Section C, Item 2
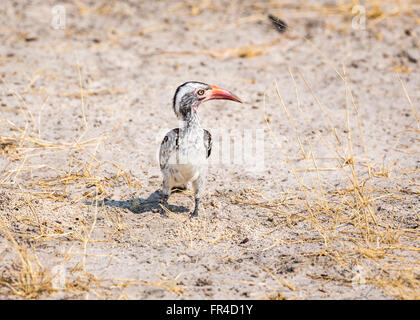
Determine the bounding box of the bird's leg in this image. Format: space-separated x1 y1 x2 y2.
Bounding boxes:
190 197 199 218
159 193 169 217
190 178 203 218
159 190 169 217
158 177 172 217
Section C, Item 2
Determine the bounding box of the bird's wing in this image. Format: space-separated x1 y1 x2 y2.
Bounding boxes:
203 129 212 158
159 128 180 170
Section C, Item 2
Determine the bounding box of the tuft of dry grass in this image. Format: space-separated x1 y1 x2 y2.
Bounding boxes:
0 225 54 299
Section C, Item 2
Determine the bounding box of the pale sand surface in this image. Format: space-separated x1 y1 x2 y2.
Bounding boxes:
0 1 419 299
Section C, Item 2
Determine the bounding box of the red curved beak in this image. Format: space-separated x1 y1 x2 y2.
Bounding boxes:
206 85 242 103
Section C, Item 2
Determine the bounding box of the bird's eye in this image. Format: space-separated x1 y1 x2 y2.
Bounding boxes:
197 89 205 96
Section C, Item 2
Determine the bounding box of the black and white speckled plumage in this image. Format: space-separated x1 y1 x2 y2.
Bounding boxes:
159 81 239 218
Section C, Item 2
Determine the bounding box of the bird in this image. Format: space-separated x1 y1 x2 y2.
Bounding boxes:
159 81 242 218
268 14 287 34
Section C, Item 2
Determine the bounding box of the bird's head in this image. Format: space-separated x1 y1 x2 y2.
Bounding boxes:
173 81 242 121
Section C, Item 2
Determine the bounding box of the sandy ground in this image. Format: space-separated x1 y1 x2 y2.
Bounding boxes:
0 1 419 299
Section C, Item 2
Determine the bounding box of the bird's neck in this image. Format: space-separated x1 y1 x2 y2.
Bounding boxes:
183 112 201 130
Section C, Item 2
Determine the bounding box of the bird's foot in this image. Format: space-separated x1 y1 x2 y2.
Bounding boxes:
189 197 199 218
159 205 169 218
189 209 198 219
159 193 169 217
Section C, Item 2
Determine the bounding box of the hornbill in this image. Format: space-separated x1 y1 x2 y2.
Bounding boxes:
159 81 241 218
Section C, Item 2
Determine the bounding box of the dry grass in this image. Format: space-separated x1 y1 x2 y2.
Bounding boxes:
0 227 54 299
239 62 419 299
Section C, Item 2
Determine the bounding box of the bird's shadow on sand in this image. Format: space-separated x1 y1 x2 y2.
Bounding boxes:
87 190 189 215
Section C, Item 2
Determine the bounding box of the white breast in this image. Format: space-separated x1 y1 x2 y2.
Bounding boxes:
166 126 207 186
